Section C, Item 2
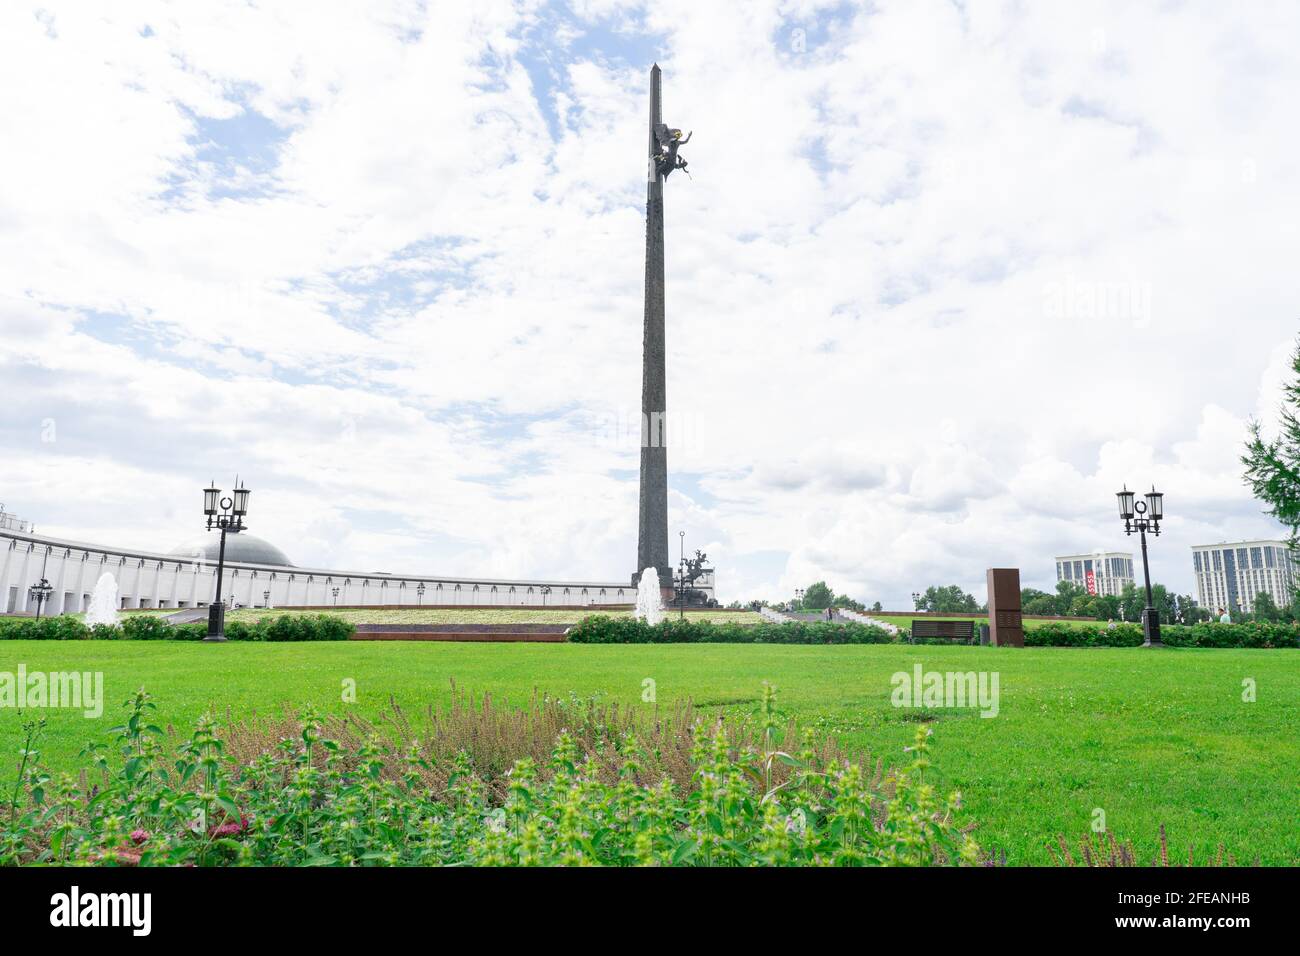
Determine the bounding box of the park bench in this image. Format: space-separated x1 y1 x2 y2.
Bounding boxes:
909 619 976 645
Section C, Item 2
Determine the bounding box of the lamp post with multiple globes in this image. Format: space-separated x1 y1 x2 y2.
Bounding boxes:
28 548 53 619
202 479 250 643
1116 484 1165 648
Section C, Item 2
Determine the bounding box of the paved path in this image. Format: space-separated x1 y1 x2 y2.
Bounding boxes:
162 607 208 625
835 608 901 635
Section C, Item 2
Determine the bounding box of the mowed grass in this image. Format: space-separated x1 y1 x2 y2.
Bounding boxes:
0 641 1294 865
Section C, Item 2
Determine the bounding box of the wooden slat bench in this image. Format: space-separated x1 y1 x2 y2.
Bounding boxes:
909 620 976 645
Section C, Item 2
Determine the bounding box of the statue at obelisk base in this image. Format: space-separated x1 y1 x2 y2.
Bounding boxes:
634 62 691 599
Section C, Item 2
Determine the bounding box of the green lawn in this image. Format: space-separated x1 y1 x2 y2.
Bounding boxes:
0 641 1294 865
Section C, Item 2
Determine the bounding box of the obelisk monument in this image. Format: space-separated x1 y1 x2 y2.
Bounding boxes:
635 64 690 589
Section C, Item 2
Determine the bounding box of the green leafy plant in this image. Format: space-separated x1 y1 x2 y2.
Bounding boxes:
0 613 353 642
1024 620 1298 649
0 687 984 867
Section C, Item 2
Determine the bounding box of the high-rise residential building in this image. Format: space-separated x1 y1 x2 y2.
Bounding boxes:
1192 540 1295 615
1055 551 1135 598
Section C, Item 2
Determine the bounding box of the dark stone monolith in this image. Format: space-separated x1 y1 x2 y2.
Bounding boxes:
636 64 671 586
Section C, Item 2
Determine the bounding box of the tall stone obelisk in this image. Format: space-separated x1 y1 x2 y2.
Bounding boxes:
635 64 688 588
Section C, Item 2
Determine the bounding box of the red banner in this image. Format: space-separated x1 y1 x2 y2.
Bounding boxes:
1085 569 1097 596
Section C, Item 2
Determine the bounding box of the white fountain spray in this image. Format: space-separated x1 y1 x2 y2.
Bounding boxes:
85 573 120 627
635 568 664 625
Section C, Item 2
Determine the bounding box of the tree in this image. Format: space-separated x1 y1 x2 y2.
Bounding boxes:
1243 337 1300 599
1111 582 1187 623
802 581 833 610
1024 593 1058 616
870 601 883 613
1251 591 1280 622
1021 587 1051 604
1090 594 1121 622
1054 580 1087 615
1068 594 1095 618
831 593 865 612
1174 594 1209 624
915 585 980 614
1152 584 1178 625
1118 582 1144 623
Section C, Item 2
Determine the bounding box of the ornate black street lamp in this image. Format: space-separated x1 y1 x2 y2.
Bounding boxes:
912 591 922 611
539 585 551 607
28 548 53 619
417 582 426 607
331 587 340 606
1116 484 1164 647
202 479 250 643
263 589 271 609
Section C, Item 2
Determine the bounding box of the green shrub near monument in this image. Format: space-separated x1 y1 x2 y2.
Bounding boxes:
0 613 353 642
2 612 1294 648
1025 620 1300 649
568 616 894 644
570 615 1299 648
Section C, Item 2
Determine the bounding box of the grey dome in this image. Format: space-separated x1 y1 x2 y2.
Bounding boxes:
169 531 295 567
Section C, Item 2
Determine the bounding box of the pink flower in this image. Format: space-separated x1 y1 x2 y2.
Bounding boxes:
209 814 252 838
130 829 150 845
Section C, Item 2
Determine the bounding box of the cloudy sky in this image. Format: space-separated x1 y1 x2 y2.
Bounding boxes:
1 0 1297 606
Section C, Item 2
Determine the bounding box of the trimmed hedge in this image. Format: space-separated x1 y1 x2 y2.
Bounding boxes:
3 613 1290 649
0 613 353 642
1025 620 1300 649
1024 622 1144 647
571 617 1297 648
567 615 895 644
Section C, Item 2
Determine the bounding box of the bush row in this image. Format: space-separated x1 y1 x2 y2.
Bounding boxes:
0 613 354 642
571 616 1300 648
567 616 895 644
1025 620 1300 649
3 613 1290 649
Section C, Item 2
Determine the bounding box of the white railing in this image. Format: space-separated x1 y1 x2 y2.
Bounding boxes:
0 509 29 533
836 608 901 635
